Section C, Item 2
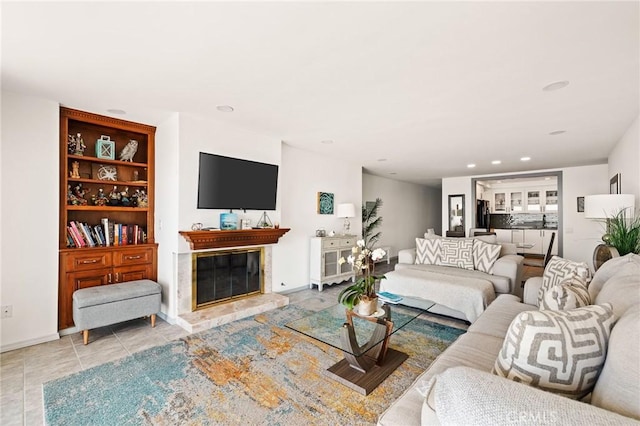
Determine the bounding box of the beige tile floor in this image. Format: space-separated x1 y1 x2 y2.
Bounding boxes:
0 258 517 425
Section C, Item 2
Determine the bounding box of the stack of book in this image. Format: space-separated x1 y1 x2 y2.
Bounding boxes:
66 219 147 248
377 291 403 304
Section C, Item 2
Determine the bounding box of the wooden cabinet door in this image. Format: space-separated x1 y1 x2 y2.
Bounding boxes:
59 268 111 329
113 263 153 283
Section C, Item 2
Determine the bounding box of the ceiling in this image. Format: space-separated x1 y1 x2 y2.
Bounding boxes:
2 2 638 186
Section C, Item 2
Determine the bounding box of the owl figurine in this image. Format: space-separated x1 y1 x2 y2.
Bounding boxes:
119 139 139 162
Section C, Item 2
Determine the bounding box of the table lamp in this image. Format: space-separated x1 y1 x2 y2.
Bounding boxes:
336 203 356 234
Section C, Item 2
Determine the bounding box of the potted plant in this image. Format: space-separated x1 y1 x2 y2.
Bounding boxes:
337 240 387 315
606 208 640 256
338 199 386 315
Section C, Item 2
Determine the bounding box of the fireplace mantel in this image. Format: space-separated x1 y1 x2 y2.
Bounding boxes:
179 228 290 250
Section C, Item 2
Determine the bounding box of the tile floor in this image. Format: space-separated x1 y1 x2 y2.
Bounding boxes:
1 259 541 425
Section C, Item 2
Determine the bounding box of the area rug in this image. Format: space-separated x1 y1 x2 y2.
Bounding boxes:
44 305 465 425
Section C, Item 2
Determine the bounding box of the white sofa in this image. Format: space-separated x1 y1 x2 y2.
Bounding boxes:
380 240 523 323
378 254 640 425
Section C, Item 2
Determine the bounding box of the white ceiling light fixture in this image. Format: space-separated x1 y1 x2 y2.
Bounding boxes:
520 157 531 162
106 109 126 115
542 80 570 91
389 172 397 175
549 130 567 135
467 164 476 168
320 140 334 145
377 158 387 162
216 105 234 112
491 160 501 165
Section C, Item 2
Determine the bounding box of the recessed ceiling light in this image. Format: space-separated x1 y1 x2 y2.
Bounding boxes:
320 140 333 144
216 105 234 112
549 130 566 135
542 81 569 91
106 108 126 115
377 158 387 162
389 172 397 175
545 177 551 180
491 160 501 165
467 164 476 168
520 157 531 162
497 180 502 184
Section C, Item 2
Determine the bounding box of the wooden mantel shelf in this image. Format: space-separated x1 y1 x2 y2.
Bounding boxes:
179 228 290 250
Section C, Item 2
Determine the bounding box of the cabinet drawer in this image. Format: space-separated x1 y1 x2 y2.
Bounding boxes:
340 238 355 247
68 268 111 289
65 252 112 271
113 248 154 266
322 239 340 249
114 264 153 283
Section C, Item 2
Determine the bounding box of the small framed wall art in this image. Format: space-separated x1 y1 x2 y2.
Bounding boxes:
96 135 115 160
577 196 585 213
610 173 621 194
317 192 334 214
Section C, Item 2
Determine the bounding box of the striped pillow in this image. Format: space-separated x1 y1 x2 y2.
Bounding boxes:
493 304 615 399
538 256 591 306
540 274 591 311
472 239 502 274
440 238 474 270
415 238 442 265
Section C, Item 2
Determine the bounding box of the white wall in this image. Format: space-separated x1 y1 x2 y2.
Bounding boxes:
154 113 180 318
608 115 640 206
441 164 608 267
362 173 441 256
1 91 60 351
277 143 362 292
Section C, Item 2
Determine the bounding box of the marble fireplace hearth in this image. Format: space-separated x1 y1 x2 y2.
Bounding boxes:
175 245 289 334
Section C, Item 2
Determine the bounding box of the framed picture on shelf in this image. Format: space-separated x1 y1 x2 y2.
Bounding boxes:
610 173 620 194
92 164 118 181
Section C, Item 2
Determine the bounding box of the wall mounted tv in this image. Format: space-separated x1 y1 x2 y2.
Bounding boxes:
197 152 279 210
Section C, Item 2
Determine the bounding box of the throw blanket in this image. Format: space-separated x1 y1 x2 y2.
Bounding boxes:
380 268 495 322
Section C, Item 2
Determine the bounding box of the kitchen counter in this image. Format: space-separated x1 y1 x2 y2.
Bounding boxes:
492 226 557 230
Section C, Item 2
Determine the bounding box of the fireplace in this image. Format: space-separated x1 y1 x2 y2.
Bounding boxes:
192 248 263 310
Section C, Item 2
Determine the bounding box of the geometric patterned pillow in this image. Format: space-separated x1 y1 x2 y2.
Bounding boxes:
440 238 474 270
538 256 591 306
540 274 591 311
493 303 615 399
415 238 442 265
472 239 502 274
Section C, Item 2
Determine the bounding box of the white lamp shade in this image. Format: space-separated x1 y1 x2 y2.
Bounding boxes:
584 194 635 219
336 203 356 218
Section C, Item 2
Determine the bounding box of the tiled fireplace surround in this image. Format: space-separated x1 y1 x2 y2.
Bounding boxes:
174 245 289 333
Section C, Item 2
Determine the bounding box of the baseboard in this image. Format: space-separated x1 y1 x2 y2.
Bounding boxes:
156 311 176 325
1 332 60 353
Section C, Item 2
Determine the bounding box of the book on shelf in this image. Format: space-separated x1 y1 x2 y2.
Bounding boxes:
68 222 86 247
66 220 147 248
101 218 110 247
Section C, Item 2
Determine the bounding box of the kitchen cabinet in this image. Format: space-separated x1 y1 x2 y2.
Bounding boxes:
544 190 558 211
494 229 512 244
509 191 524 212
511 229 524 245
309 236 356 291
523 230 558 256
493 192 507 212
490 191 524 213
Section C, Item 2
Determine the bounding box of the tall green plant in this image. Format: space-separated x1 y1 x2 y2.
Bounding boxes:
606 209 640 256
362 198 383 249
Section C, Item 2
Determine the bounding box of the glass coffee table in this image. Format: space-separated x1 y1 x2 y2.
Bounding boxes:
286 301 435 395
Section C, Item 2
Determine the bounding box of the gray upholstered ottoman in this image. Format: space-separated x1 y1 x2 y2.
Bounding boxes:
73 279 161 344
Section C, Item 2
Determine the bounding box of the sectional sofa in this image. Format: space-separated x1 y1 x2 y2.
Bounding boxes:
378 253 640 425
380 235 523 322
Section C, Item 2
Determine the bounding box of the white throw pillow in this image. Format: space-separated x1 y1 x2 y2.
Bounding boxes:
493 304 615 399
415 238 442 265
537 256 591 306
440 238 474 270
472 239 502 274
540 274 590 311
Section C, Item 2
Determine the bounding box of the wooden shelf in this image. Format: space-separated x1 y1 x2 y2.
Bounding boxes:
68 154 148 168
66 205 149 212
60 242 158 254
68 177 148 187
179 228 291 250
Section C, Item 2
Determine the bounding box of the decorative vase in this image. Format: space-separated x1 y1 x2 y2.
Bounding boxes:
357 295 379 316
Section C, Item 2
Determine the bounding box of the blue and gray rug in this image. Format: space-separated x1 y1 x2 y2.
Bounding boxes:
44 305 465 425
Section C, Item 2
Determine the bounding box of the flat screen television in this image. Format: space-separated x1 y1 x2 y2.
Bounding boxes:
197 152 278 210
